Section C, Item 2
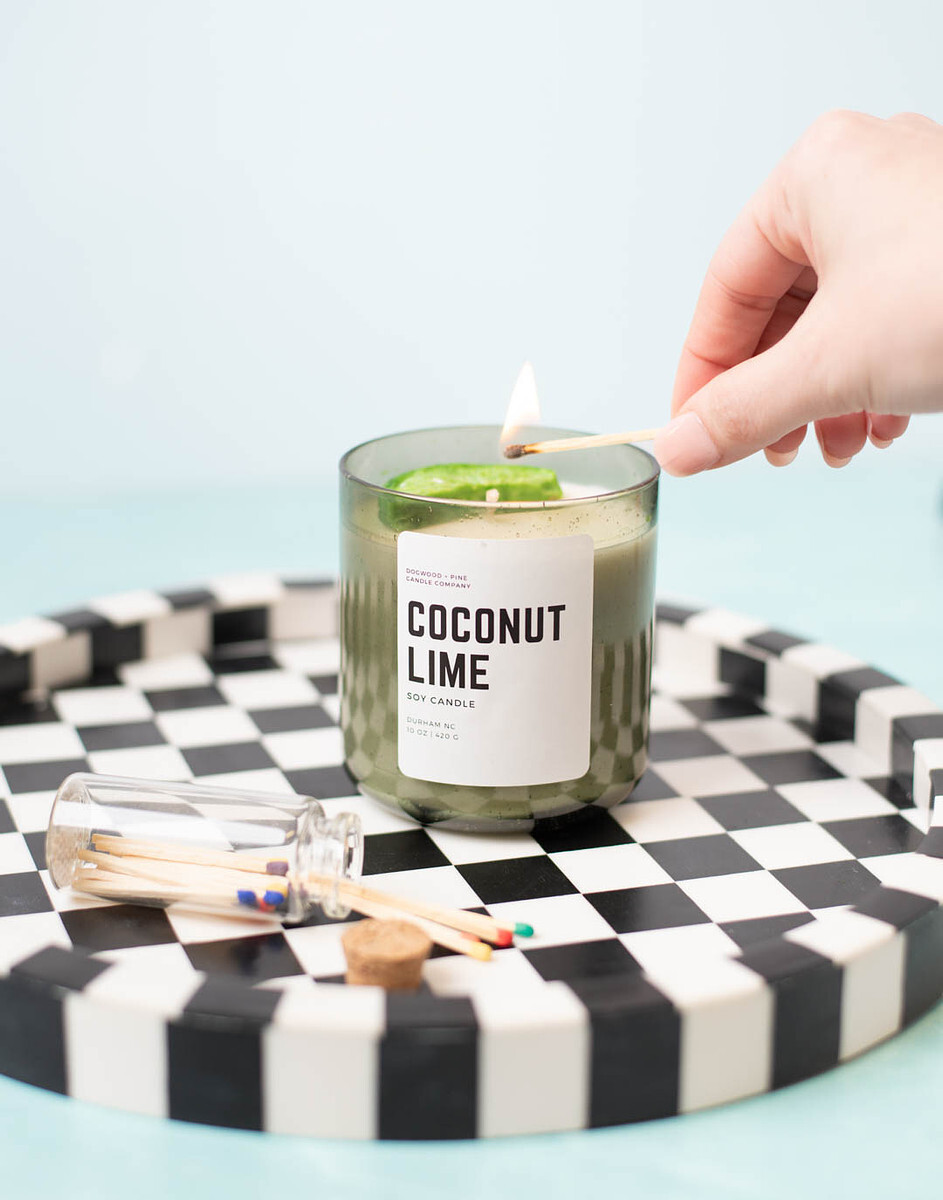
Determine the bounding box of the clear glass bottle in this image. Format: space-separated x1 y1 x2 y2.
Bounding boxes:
46 773 363 921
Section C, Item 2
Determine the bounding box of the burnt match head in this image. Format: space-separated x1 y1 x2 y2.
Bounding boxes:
503 443 526 459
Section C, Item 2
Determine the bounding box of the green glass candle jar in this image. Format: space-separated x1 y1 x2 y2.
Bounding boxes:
339 425 658 832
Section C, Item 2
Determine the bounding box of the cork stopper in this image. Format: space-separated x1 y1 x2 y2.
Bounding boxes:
342 919 432 991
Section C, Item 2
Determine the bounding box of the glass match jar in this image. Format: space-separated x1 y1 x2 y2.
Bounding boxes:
339 425 659 831
45 773 364 921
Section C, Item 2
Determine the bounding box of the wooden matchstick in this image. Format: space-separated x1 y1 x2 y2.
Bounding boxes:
91 834 525 946
78 850 289 897
346 893 492 961
503 427 662 459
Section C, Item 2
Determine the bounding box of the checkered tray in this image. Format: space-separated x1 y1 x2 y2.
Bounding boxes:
0 574 941 1140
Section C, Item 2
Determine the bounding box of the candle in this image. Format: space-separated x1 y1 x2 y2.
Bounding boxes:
339 425 658 831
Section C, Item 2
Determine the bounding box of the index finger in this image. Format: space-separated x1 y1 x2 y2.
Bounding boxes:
673 185 812 413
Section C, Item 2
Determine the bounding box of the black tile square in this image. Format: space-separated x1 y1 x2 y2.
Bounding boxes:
648 729 726 762
719 648 765 696
3 758 89 794
184 976 283 1023
854 886 937 930
207 652 279 675
284 765 359 799
24 831 46 870
213 607 269 646
822 815 925 858
698 789 806 831
0 699 58 726
741 750 841 787
656 603 699 625
458 856 577 904
47 608 108 634
621 769 678 804
0 872 54 917
249 704 333 735
60 904 177 952
680 695 766 721
772 860 880 909
818 667 900 739
745 630 806 656
533 813 632 853
922 827 943 860
145 685 226 712
76 720 166 752
363 830 450 874
720 912 815 949
863 776 914 810
524 939 641 983
91 623 143 669
182 741 276 776
161 588 215 610
587 883 711 933
310 673 338 695
644 834 761 881
13 945 108 990
185 933 304 983
0 800 14 835
0 650 30 695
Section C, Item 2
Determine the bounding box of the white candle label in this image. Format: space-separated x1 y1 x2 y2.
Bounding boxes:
397 531 593 787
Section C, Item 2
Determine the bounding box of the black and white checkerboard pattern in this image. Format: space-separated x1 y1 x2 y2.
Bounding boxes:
0 577 941 1139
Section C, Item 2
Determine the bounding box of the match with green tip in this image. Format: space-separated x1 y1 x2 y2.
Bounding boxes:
514 922 534 937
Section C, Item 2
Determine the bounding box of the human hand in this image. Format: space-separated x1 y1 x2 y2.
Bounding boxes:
654 110 943 476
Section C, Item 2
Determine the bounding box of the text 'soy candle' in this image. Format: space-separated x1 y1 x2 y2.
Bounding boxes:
339 425 658 831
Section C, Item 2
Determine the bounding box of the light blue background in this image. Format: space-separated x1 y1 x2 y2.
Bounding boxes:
1 3 942 1198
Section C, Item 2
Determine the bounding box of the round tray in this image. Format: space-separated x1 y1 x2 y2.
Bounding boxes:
0 575 941 1140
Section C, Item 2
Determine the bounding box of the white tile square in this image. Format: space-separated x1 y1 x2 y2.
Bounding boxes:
283 923 348 977
54 686 154 726
551 843 672 893
270 589 338 642
193 767 294 794
679 871 807 923
86 744 191 780
813 740 885 780
32 633 92 692
143 609 211 662
654 755 767 798
90 590 170 626
0 911 71 972
208 571 284 608
856 852 943 901
686 608 768 647
324 794 417 835
620 922 740 972
166 907 282 944
649 696 699 731
730 822 854 870
262 727 345 770
425 946 544 997
8 791 57 833
120 654 215 690
777 777 897 822
486 894 618 948
702 716 812 757
359 865 481 911
425 828 545 865
0 832 38 874
272 639 341 678
93 942 195 977
612 797 725 843
155 706 260 748
216 670 319 711
0 723 85 764
0 616 67 653
320 695 341 723
653 625 718 687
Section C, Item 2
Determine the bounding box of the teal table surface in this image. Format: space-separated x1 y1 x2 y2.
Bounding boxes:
1 441 941 1200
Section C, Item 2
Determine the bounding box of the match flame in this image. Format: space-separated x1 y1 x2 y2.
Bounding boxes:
499 361 542 449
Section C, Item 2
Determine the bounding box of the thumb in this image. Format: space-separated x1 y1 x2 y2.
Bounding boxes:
654 323 833 476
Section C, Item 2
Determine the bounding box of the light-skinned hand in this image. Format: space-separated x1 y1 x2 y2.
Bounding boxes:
654 110 943 476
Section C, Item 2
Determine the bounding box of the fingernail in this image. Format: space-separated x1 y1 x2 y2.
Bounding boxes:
823 451 852 468
869 434 893 449
653 412 721 476
765 447 798 468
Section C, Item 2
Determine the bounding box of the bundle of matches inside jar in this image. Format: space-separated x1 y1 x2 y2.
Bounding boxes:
46 774 533 981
